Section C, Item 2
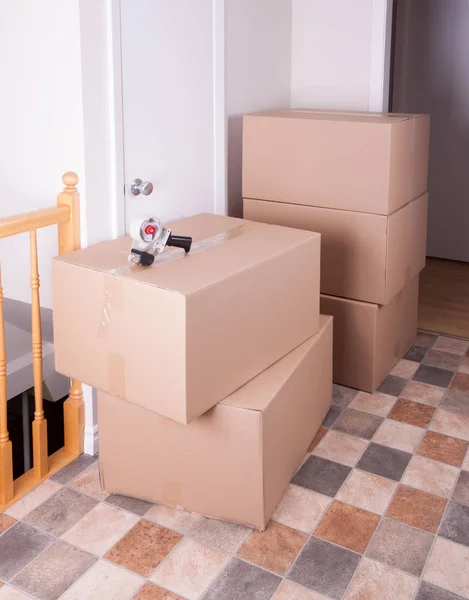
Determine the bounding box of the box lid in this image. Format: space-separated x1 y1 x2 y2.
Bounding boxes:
222 315 331 413
246 109 426 124
54 213 319 296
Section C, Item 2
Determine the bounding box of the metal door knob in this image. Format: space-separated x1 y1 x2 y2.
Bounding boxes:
131 178 153 196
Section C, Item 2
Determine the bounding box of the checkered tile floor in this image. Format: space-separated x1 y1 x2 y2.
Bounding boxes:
1 331 469 600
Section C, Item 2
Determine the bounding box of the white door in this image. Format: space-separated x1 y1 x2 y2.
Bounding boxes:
120 0 218 229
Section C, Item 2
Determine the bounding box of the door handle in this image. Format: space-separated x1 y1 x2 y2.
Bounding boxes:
130 179 153 196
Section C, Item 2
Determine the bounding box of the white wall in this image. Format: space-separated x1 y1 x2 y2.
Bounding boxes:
291 0 392 112
224 0 292 216
0 1 86 309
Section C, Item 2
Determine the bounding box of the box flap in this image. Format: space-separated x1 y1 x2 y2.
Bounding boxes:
54 213 319 296
222 315 330 413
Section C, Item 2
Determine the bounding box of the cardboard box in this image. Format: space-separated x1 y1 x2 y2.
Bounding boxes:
244 194 428 305
320 277 419 392
243 110 430 215
98 316 333 530
52 213 321 424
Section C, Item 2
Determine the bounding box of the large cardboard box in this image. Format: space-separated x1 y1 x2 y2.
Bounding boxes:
320 277 419 392
98 316 333 530
53 213 321 424
244 194 428 305
243 110 430 215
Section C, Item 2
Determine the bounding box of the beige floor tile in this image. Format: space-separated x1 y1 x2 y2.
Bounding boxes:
273 485 331 533
0 587 33 599
400 381 445 407
60 560 143 600
151 538 228 600
5 480 61 520
312 430 368 467
146 505 201 535
272 579 326 599
62 502 139 556
373 419 425 453
433 336 469 355
67 462 108 501
348 392 396 417
401 455 459 498
430 409 469 442
463 451 469 471
189 517 252 553
424 537 469 597
458 357 469 374
344 558 418 600
391 360 419 379
336 469 397 515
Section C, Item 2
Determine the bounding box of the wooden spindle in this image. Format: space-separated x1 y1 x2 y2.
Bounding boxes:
58 172 84 456
30 229 48 478
0 267 14 504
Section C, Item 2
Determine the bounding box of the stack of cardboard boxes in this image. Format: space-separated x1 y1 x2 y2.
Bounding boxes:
52 212 332 529
243 109 430 392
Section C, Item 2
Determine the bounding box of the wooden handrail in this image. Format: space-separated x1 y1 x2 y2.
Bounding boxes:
0 206 71 239
0 171 84 509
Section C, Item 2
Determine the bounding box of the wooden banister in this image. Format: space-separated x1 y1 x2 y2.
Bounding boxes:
30 229 48 478
58 172 85 456
0 206 71 239
0 171 84 511
0 267 14 504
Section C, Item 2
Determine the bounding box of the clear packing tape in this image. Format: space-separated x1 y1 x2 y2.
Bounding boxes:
97 223 252 399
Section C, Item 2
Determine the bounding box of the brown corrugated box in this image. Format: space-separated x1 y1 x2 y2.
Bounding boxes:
243 109 430 215
52 213 321 424
244 193 428 304
98 316 333 530
320 277 419 392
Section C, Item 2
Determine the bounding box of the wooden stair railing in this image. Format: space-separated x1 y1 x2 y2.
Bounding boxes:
0 172 84 509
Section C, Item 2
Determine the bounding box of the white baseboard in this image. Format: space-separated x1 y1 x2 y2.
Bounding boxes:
84 424 99 456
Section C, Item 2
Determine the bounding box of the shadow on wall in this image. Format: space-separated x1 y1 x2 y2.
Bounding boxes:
227 115 244 218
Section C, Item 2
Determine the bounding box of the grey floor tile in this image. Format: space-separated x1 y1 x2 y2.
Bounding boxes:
441 390 469 416
288 536 360 600
423 350 462 372
105 494 154 516
291 455 351 497
322 405 343 428
405 345 429 362
11 539 96 600
415 581 466 600
0 523 53 581
453 471 469 506
414 365 454 388
415 332 439 349
439 501 469 547
357 442 412 481
366 517 434 576
378 375 409 397
332 384 358 408
332 408 383 439
203 557 281 600
23 487 98 537
50 454 97 484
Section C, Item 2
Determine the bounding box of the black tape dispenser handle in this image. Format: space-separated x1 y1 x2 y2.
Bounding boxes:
167 234 192 253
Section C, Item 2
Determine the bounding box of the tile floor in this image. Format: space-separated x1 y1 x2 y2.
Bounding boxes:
1 331 469 600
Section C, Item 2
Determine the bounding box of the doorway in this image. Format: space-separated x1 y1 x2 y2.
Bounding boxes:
390 0 469 337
